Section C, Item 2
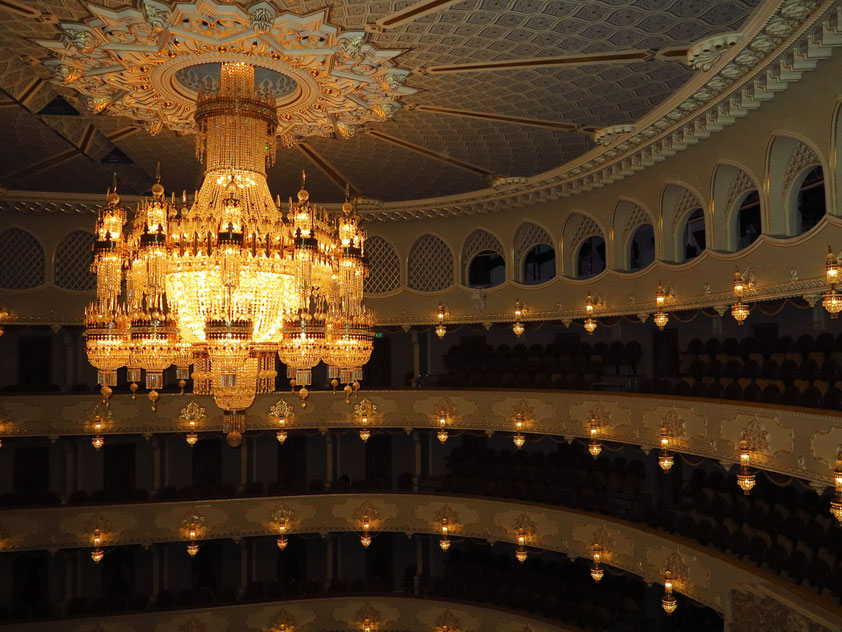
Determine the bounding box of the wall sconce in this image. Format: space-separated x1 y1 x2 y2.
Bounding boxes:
362 618 374 632
513 411 526 449
186 521 200 556
439 518 451 551
588 415 601 458
186 431 198 446
830 450 842 523
584 294 597 335
435 303 447 339
661 571 677 614
91 417 104 450
515 528 528 563
590 543 604 582
360 514 372 548
658 425 674 472
437 413 448 444
823 247 842 318
277 518 288 550
91 528 104 563
736 436 756 495
359 425 371 443
513 299 525 337
653 282 669 330
731 271 750 325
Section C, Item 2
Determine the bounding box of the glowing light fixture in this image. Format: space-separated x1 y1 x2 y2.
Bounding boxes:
515 528 527 563
513 299 525 337
588 415 602 458
661 571 677 614
591 544 604 582
435 303 447 339
831 451 842 523
736 436 756 495
653 282 669 330
84 63 374 433
731 271 749 325
824 247 842 318
658 425 674 472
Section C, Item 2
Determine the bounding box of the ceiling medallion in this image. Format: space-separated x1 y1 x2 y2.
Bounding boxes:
36 1 415 142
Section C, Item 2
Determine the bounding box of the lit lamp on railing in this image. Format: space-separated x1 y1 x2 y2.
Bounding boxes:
91 528 104 563
513 299 525 337
590 544 604 582
588 415 602 458
830 451 842 523
736 436 756 495
91 417 104 450
513 411 526 449
584 294 597 335
823 247 842 318
658 425 674 472
435 303 447 339
661 571 678 615
359 415 371 443
437 413 449 444
360 514 372 548
653 282 669 330
439 518 451 551
186 522 199 557
515 528 528 563
731 271 750 325
277 518 288 550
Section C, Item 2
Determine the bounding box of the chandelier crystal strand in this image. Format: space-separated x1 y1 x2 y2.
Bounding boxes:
85 181 130 392
85 61 374 435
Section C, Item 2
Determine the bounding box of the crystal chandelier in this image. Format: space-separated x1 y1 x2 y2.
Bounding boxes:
85 63 373 436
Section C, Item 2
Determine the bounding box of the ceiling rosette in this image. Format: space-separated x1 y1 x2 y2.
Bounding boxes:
35 0 415 143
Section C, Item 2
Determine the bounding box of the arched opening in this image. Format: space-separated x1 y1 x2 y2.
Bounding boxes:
682 209 705 261
629 224 655 270
467 250 505 288
522 244 555 284
576 236 606 279
737 191 761 250
796 166 826 234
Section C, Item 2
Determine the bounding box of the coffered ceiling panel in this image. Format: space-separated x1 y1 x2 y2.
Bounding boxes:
0 0 767 202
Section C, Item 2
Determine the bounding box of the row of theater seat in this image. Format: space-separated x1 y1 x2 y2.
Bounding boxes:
441 444 842 601
4 542 722 632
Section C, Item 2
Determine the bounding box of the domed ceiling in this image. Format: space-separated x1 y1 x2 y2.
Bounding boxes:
0 0 764 203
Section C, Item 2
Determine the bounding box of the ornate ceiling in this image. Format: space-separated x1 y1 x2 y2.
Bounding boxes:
0 0 767 202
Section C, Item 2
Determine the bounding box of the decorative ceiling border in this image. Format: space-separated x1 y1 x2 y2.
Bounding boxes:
0 1 836 221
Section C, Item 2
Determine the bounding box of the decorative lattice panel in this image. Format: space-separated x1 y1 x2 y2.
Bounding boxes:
54 230 95 291
675 187 703 220
407 234 454 292
514 222 553 264
622 205 652 243
462 229 504 265
569 215 603 252
784 142 821 190
364 235 400 294
726 169 756 208
0 227 44 289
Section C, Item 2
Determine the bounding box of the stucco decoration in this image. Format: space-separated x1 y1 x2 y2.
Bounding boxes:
783 142 821 191
729 585 837 632
36 2 414 142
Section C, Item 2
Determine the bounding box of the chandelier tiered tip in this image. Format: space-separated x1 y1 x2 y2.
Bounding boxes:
85 62 374 439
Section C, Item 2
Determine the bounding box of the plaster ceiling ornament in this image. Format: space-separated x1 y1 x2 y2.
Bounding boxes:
179 401 207 426
594 125 634 147
435 610 462 632
268 399 295 425
687 33 743 71
36 2 415 143
661 410 686 443
270 505 295 529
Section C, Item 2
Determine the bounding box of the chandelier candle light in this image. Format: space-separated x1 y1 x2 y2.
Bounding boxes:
823 246 842 318
736 436 756 495
731 271 750 325
584 294 597 335
85 63 374 441
830 451 842 523
653 282 669 330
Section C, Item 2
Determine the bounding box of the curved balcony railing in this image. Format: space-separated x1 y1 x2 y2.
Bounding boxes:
1 390 840 488
1 492 840 629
